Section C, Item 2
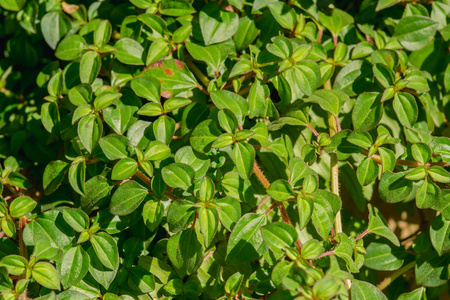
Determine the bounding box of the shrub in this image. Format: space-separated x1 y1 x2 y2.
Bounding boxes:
1 0 450 299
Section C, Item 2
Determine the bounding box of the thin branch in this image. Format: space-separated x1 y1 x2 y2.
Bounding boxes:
355 230 369 241
307 124 319 137
315 250 334 260
253 162 270 190
135 170 152 188
265 203 277 215
377 261 416 291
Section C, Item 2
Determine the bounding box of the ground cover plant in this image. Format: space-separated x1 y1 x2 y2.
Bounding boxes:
1 0 450 299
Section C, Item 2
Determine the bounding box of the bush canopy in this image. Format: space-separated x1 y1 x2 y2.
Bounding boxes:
1 0 450 299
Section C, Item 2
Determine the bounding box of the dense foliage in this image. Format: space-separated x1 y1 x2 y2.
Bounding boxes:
1 0 450 299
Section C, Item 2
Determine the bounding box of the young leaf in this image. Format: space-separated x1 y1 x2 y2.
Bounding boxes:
32 262 61 290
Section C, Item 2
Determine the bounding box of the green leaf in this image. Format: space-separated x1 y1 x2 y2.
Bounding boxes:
412 143 432 165
393 93 419 128
357 157 379 186
78 114 103 153
301 239 324 260
138 102 164 116
289 157 317 186
114 38 144 65
146 38 171 66
62 208 89 232
351 279 387 300
283 60 320 96
415 251 449 287
111 158 138 180
398 287 426 300
430 214 450 255
376 0 400 11
190 119 222 154
80 51 101 84
43 160 69 195
210 90 249 126
416 179 441 209
55 35 86 61
367 204 400 246
68 84 92 106
216 197 241 231
199 3 238 45
99 134 129 160
266 36 292 59
230 60 253 78
267 179 294 201
128 266 155 293
167 228 204 275
364 241 406 271
267 2 296 30
131 77 161 103
41 102 60 135
186 42 227 72
110 180 148 216
81 176 112 213
32 262 61 290
430 137 450 162
395 16 438 51
144 140 171 161
94 20 112 46
227 213 266 264
428 166 450 183
305 89 349 116
319 8 354 37
261 222 297 254
90 232 119 270
347 131 373 148
159 0 195 16
232 142 255 180
68 159 86 196
164 97 191 112
9 196 36 218
218 109 238 134
167 199 196 233
378 147 396 174
379 171 413 203
233 16 258 51
0 255 27 275
87 246 117 289
373 63 395 88
153 115 176 145
161 163 195 191
198 176 215 202
0 0 25 11
142 59 197 97
297 196 314 229
334 60 373 96
198 207 219 247
57 245 89 289
174 146 211 178
311 197 334 239
143 200 164 232
41 12 71 49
